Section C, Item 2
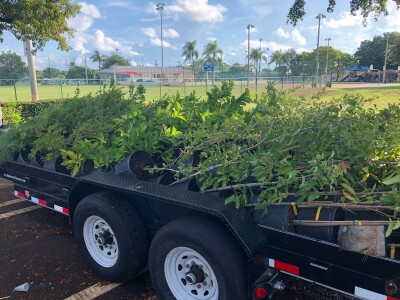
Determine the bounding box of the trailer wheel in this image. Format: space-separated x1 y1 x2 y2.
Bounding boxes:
149 216 247 300
73 192 148 282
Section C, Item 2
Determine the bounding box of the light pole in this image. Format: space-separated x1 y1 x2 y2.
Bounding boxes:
266 48 270 78
315 13 326 87
156 2 165 98
259 38 263 75
114 48 119 84
325 37 332 78
247 24 254 87
383 34 389 84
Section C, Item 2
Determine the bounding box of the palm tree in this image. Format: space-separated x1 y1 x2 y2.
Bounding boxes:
249 48 268 76
270 50 285 68
202 40 223 84
90 50 103 80
182 40 199 84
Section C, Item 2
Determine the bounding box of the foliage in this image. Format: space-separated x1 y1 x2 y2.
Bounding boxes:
66 66 96 79
355 32 400 70
389 34 400 65
39 67 65 79
0 51 27 84
2 101 22 124
101 54 130 69
287 0 395 26
182 40 199 81
0 0 80 51
155 84 400 215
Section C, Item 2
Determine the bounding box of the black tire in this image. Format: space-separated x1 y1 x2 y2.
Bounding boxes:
149 216 248 300
73 192 148 282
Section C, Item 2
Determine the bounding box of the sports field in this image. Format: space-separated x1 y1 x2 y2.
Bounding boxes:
1 81 400 109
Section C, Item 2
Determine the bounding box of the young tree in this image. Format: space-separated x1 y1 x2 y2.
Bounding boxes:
102 54 130 69
287 0 400 26
0 51 27 85
0 0 80 51
182 40 199 83
203 41 223 84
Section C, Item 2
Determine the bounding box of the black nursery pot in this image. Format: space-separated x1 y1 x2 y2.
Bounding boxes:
296 207 344 243
17 146 32 164
115 151 156 180
75 159 95 177
43 157 68 174
254 205 296 232
30 152 46 168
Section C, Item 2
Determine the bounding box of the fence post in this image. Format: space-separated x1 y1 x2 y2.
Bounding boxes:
13 80 18 101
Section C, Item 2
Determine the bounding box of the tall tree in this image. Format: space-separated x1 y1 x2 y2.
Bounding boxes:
66 66 96 79
0 0 80 51
182 40 199 83
355 32 399 70
102 54 130 69
42 67 63 79
0 51 27 85
90 50 104 79
203 41 223 84
287 0 400 26
249 48 268 75
388 34 400 65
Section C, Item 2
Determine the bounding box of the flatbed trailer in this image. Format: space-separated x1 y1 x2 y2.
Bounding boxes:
1 159 400 300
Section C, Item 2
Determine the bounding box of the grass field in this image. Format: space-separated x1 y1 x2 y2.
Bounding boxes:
1 81 400 109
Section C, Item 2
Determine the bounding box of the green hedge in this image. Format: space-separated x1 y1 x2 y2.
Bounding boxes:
2 99 65 124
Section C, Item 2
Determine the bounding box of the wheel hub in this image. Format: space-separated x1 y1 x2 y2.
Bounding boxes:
83 216 119 268
186 265 205 285
165 247 218 300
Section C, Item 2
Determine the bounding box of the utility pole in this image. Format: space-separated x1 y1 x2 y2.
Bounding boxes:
325 37 332 77
382 34 389 84
259 38 263 75
24 40 39 101
247 24 254 87
315 13 326 87
156 2 165 98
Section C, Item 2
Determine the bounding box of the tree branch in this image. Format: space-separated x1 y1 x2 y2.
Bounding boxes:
0 17 12 24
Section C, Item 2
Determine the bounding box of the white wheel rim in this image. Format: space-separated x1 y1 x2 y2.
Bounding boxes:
164 247 219 300
83 216 119 268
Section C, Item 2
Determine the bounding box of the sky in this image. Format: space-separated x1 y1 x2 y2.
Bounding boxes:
1 0 399 71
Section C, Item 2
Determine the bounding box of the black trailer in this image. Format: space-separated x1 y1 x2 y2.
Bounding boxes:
1 159 400 300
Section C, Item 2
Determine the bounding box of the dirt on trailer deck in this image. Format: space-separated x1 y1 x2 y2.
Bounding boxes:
0 178 354 300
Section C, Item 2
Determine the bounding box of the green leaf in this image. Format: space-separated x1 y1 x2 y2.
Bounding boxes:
386 218 394 237
341 183 356 196
382 175 400 186
393 220 400 231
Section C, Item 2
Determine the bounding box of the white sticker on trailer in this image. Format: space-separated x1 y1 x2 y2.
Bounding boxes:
354 287 387 300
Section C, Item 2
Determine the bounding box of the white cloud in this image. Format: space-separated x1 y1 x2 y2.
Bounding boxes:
323 11 366 29
142 27 158 38
291 29 306 46
274 27 306 46
166 0 227 23
207 37 217 41
163 29 180 38
274 27 290 39
241 40 291 52
150 38 175 49
130 59 138 66
296 47 310 54
384 1 400 32
67 2 140 56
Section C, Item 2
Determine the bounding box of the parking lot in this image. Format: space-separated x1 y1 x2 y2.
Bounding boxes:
0 179 353 300
0 179 156 300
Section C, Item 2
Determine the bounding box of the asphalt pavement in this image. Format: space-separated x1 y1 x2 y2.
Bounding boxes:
0 178 352 300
